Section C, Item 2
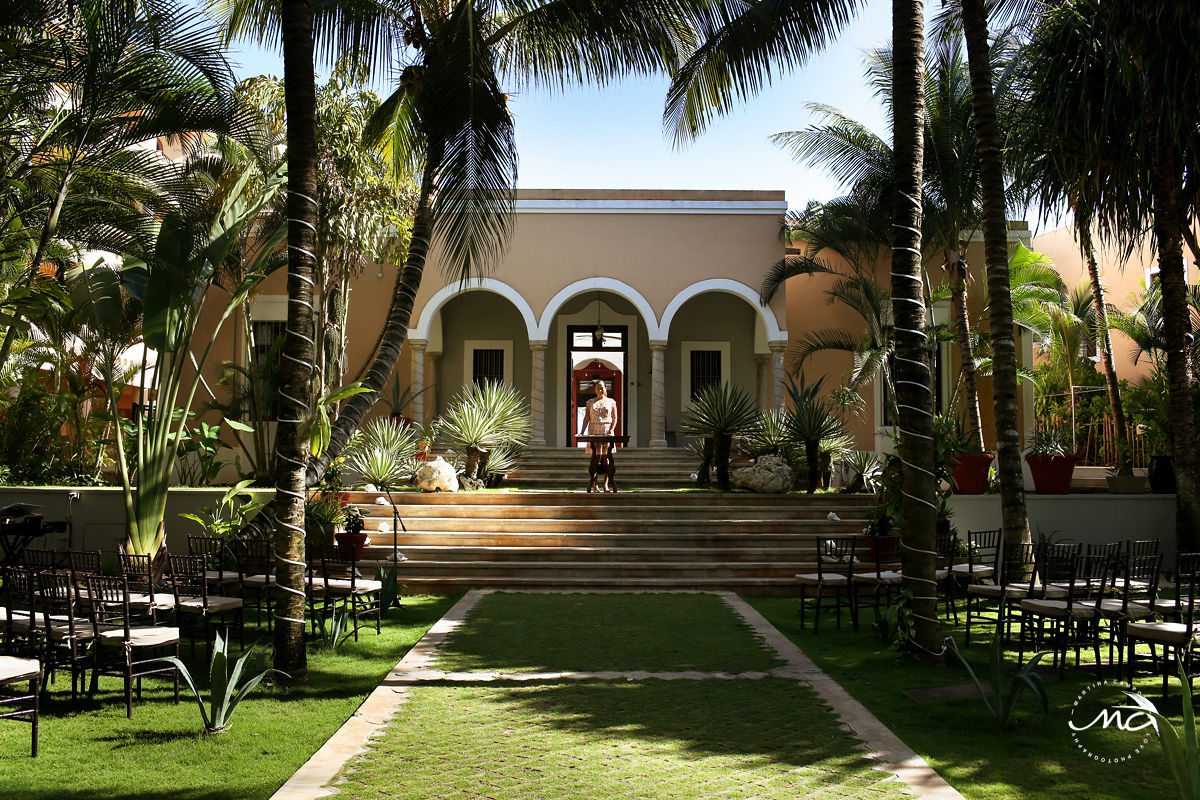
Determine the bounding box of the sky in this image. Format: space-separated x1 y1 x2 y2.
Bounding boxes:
222 2 906 214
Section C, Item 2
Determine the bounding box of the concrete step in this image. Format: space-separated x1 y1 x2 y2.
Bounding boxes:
363 519 865 536
359 504 868 521
386 575 805 597
363 530 854 549
388 559 812 580
345 490 876 508
380 545 821 563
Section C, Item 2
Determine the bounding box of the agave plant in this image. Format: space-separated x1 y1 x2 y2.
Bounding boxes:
441 380 532 481
345 416 419 490
840 450 882 493
680 383 759 491
482 442 523 487
785 374 848 494
743 409 793 458
155 631 286 734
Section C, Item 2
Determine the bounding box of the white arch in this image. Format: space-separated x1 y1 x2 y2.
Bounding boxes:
412 278 538 341
536 278 662 340
659 278 786 342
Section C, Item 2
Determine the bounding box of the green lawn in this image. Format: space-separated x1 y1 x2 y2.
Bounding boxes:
750 597 1179 800
436 592 785 673
0 595 457 800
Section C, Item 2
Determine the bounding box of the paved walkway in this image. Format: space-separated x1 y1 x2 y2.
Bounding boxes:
271 591 962 800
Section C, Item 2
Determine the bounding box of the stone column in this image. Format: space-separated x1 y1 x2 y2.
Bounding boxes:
754 353 769 411
769 342 787 410
649 340 668 447
409 339 426 424
529 341 548 446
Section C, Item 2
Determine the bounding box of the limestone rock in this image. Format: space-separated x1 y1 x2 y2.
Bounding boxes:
416 457 459 493
458 475 485 492
730 454 794 494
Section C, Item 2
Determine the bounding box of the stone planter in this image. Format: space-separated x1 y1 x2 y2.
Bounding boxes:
950 453 994 494
1106 474 1148 494
1025 454 1080 494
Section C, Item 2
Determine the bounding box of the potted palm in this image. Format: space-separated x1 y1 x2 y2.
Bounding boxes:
943 416 994 495
1025 428 1079 494
305 491 345 544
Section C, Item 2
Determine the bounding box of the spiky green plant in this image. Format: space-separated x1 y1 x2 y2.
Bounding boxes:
441 380 531 481
155 631 286 734
345 416 419 489
840 450 882 493
945 634 1049 729
680 383 759 491
482 441 523 487
1122 663 1200 800
785 374 848 493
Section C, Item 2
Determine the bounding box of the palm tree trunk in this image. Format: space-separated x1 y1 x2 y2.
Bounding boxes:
1146 117 1200 551
960 0 1030 549
272 0 319 683
891 0 940 656
949 246 984 449
1079 225 1131 475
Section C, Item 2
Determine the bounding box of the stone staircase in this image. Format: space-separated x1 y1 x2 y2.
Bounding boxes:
504 446 697 490
350 490 875 596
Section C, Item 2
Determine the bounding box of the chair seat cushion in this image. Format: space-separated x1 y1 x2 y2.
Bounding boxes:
204 570 241 585
1127 621 1197 645
127 592 176 611
795 573 847 586
951 564 995 579
324 578 383 595
1097 599 1153 620
853 570 903 586
967 584 1028 600
176 595 243 614
46 618 104 640
241 574 276 589
1153 598 1192 616
98 626 180 648
0 656 40 683
1019 598 1095 619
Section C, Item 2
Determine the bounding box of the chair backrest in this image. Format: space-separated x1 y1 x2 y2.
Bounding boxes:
816 537 857 579
118 552 154 595
1066 553 1113 609
168 554 208 603
188 536 234 577
67 550 102 579
36 571 82 640
84 574 135 637
1172 553 1200 625
998 541 1037 591
1 566 36 641
966 529 1001 575
1115 553 1163 612
1036 542 1082 589
1126 539 1160 558
20 548 58 572
235 540 272 577
1087 541 1122 559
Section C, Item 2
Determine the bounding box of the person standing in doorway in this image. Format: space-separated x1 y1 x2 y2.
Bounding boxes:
580 380 618 491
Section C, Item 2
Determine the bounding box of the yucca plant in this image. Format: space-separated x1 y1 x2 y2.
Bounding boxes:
840 450 883 493
155 631 286 734
318 609 355 651
441 380 532 481
680 383 759 491
482 442 523 487
1122 662 1200 800
785 374 849 493
743 408 792 458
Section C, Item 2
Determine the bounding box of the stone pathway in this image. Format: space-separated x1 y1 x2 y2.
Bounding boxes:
271 591 962 800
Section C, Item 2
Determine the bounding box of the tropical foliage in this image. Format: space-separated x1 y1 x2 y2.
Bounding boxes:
440 380 532 482
680 382 759 491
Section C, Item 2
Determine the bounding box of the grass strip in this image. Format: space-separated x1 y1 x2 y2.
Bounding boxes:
0 594 457 800
336 678 910 800
435 592 786 674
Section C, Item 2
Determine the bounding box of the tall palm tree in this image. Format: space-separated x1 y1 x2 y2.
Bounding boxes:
957 0 1030 548
890 0 941 656
1017 0 1200 548
772 40 1008 449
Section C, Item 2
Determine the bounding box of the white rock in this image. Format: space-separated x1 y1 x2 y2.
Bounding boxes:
363 483 378 492
729 454 794 494
375 496 390 505
416 456 459 493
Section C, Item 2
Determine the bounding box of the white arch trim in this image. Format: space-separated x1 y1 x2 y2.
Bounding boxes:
659 278 786 342
536 278 662 340
412 278 538 341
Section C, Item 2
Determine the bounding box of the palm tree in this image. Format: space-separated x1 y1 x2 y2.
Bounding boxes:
1017 0 1200 548
890 0 941 656
957 0 1030 549
772 41 1003 449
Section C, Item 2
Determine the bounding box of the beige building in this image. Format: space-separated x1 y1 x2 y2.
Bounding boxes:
216 189 1040 455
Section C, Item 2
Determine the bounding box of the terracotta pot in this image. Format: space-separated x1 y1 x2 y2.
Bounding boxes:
334 531 369 561
1025 453 1080 494
950 453 994 494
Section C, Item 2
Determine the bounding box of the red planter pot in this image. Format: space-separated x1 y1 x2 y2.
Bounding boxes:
1025 454 1080 494
335 531 369 561
950 453 995 494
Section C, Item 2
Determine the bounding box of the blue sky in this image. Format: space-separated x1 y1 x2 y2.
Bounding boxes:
224 4 898 212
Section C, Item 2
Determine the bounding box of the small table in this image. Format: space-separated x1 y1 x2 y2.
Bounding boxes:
0 514 44 567
576 435 630 493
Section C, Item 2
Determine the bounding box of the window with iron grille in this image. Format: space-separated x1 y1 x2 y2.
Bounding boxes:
472 348 505 385
690 349 722 399
250 320 287 422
